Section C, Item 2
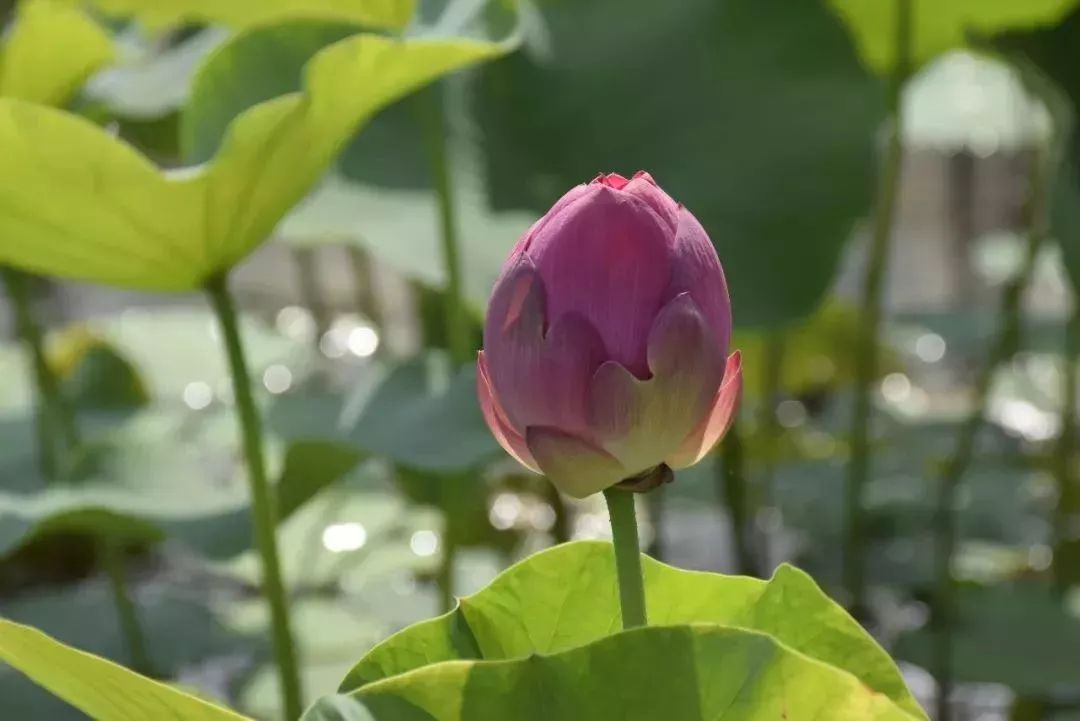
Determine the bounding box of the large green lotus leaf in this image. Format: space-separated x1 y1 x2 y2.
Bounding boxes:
0 0 113 106
471 0 882 328
0 619 250 721
352 624 918 721
180 6 528 306
0 30 513 290
340 541 925 719
827 0 1078 74
74 0 414 31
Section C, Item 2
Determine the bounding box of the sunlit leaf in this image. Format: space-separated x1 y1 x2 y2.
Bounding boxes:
0 619 250 720
0 28 515 290
0 0 113 105
828 0 1078 74
181 4 528 305
75 0 415 31
341 541 926 719
353 624 919 721
0 584 253 719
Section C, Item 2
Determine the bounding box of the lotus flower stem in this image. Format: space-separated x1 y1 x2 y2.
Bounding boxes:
604 488 647 629
417 85 471 367
1054 303 1080 592
842 0 912 613
206 273 304 719
2 267 152 677
931 142 1052 721
717 421 756 576
1 268 76 476
418 85 471 611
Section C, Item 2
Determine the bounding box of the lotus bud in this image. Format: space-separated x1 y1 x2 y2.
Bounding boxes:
477 171 742 498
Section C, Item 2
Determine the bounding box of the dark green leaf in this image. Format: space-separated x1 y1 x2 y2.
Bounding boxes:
896 582 1080 695
472 0 884 328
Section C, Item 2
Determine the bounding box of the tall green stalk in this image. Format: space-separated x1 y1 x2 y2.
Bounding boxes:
1055 304 1080 592
717 420 756 575
931 145 1052 721
205 274 303 719
100 538 152 673
604 488 648 628
417 83 471 611
843 0 912 611
2 267 151 674
417 85 470 367
3 268 76 474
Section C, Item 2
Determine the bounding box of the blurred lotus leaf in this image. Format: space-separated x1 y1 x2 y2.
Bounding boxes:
0 18 517 290
76 0 415 31
0 0 113 106
896 582 1080 696
470 0 883 329
828 0 1079 74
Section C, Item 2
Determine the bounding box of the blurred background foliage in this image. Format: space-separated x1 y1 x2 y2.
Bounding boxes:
2 0 1080 719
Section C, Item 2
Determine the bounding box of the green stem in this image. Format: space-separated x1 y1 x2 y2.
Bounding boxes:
842 0 912 612
931 145 1051 721
417 85 471 366
2 268 78 471
99 539 152 674
205 274 304 720
1055 303 1080 592
3 267 152 678
718 421 756 575
418 85 470 611
603 488 647 629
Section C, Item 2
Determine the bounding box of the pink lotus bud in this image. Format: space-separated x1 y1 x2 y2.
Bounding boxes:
478 171 742 498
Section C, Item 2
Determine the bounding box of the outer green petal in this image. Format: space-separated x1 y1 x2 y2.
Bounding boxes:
667 350 742 468
525 427 629 498
587 293 724 473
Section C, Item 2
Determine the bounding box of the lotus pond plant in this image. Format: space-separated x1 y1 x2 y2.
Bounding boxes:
0 166 927 720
